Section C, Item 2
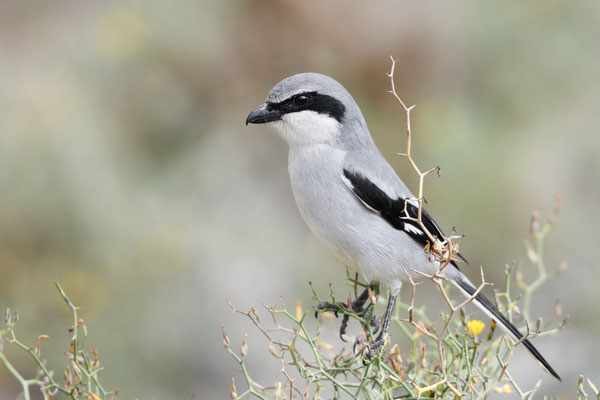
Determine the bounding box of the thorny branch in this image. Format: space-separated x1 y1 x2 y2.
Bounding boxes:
388 55 460 271
396 267 490 396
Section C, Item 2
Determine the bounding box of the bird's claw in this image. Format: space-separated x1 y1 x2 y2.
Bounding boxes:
352 334 386 361
315 301 340 318
342 312 378 343
315 287 375 343
352 336 386 362
315 300 353 341
353 335 364 354
369 314 380 335
339 314 350 342
365 336 385 359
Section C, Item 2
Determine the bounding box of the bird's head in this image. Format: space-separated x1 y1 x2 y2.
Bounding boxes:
246 73 369 147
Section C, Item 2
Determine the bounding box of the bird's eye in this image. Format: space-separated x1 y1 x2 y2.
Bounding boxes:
293 94 310 106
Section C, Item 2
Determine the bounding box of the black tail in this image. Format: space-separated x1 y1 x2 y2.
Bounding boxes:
453 278 561 381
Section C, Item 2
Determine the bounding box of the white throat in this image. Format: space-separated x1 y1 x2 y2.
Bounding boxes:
270 110 341 146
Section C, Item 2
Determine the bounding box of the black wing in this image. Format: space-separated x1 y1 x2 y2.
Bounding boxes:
342 169 468 265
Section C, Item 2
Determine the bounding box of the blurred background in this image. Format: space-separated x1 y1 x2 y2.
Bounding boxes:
0 0 598 398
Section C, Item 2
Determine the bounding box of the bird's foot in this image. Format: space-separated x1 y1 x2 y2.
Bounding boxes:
315 296 375 342
368 314 380 335
353 334 386 360
315 301 341 318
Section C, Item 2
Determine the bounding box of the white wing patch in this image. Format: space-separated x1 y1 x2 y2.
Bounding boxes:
403 223 424 236
407 197 419 208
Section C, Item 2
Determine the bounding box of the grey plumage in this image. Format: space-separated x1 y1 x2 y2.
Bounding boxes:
246 72 560 380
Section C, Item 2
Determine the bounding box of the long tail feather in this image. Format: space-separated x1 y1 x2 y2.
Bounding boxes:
452 277 561 381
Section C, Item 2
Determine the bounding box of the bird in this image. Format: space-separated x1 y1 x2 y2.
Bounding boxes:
245 72 560 380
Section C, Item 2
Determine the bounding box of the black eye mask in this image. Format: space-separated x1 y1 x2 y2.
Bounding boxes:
267 92 346 123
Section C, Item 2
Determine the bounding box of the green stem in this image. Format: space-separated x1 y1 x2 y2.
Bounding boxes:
504 370 524 397
227 348 268 400
0 352 37 400
274 309 356 397
355 362 372 398
7 333 69 395
522 229 550 321
55 281 79 363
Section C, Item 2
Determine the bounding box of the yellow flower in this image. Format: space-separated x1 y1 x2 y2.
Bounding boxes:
493 383 513 394
467 320 485 336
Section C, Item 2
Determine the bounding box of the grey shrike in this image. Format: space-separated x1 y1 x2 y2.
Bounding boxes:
246 73 560 380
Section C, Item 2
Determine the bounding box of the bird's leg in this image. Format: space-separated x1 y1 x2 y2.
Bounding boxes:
315 284 377 341
338 286 374 341
361 288 399 358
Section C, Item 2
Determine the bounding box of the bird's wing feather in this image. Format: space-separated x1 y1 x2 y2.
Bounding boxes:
341 167 468 265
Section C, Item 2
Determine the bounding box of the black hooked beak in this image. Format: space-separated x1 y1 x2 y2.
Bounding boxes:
246 103 283 125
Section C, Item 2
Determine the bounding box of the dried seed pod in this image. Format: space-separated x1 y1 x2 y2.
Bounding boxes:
221 326 230 348
230 378 237 399
240 334 248 358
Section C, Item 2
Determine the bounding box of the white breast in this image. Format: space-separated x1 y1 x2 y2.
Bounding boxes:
287 145 438 291
287 144 356 265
